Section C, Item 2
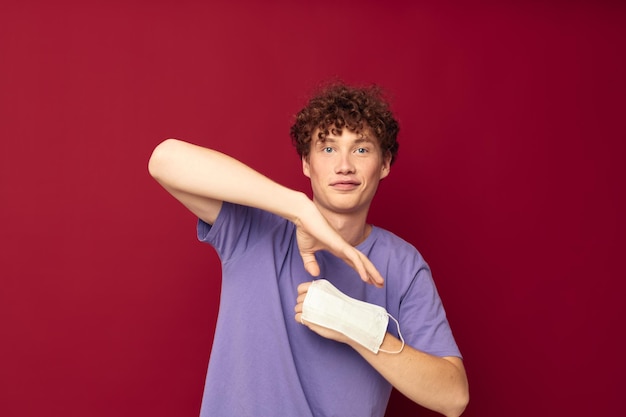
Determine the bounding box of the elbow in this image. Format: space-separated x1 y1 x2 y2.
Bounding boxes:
444 388 469 417
148 138 179 180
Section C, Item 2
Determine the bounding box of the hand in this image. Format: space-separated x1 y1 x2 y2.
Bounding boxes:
294 205 384 287
293 281 352 344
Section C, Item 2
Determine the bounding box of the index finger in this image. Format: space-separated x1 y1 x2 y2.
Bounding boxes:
297 281 313 295
347 249 385 287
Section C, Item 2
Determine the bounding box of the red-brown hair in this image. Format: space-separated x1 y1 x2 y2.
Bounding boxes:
290 82 400 164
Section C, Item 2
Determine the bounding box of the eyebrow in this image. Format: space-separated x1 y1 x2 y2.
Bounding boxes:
354 137 374 145
317 136 375 145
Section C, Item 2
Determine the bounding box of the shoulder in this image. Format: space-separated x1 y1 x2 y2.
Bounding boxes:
211 202 288 231
199 202 294 253
367 226 429 268
364 227 434 306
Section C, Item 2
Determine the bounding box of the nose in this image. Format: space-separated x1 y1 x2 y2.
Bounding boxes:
335 151 355 174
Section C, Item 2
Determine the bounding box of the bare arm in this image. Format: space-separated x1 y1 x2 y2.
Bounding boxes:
294 282 469 417
148 139 384 286
352 335 469 417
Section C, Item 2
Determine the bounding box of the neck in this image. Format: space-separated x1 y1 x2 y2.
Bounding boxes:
316 204 372 246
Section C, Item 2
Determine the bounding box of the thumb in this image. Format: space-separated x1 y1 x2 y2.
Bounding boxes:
301 252 320 277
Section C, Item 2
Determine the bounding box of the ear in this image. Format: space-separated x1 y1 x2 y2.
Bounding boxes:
302 155 311 178
379 152 392 180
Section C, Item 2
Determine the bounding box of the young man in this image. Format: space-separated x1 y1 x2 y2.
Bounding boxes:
148 83 468 417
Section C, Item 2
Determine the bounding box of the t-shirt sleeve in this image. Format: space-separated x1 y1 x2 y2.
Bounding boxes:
197 202 286 264
197 202 252 263
399 263 462 359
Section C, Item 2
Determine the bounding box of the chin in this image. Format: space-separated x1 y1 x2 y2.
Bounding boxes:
329 203 364 215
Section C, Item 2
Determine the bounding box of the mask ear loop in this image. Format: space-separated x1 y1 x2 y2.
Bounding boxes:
377 314 405 354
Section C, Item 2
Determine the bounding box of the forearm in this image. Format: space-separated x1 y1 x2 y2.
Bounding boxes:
296 280 468 415
150 139 384 284
351 334 469 417
148 138 312 222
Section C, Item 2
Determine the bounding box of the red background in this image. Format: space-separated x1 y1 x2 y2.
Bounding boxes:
1 1 625 416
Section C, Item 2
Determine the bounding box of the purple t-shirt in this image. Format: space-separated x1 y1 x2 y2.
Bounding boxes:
197 202 460 417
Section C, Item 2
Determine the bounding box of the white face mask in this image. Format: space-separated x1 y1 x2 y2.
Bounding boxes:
301 279 404 354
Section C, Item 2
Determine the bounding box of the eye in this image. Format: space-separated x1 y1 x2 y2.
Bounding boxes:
355 147 368 154
323 147 333 153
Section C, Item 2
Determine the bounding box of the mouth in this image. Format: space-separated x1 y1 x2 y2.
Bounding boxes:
330 180 361 190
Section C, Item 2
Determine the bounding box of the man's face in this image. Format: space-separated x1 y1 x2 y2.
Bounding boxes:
302 128 391 217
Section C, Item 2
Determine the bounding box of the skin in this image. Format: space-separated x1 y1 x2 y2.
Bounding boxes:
148 129 469 416
295 129 469 417
148 138 384 285
302 129 390 245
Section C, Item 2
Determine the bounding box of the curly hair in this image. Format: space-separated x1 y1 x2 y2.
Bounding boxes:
290 82 400 165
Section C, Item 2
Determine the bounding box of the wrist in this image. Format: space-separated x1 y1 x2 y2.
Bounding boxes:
289 192 317 226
